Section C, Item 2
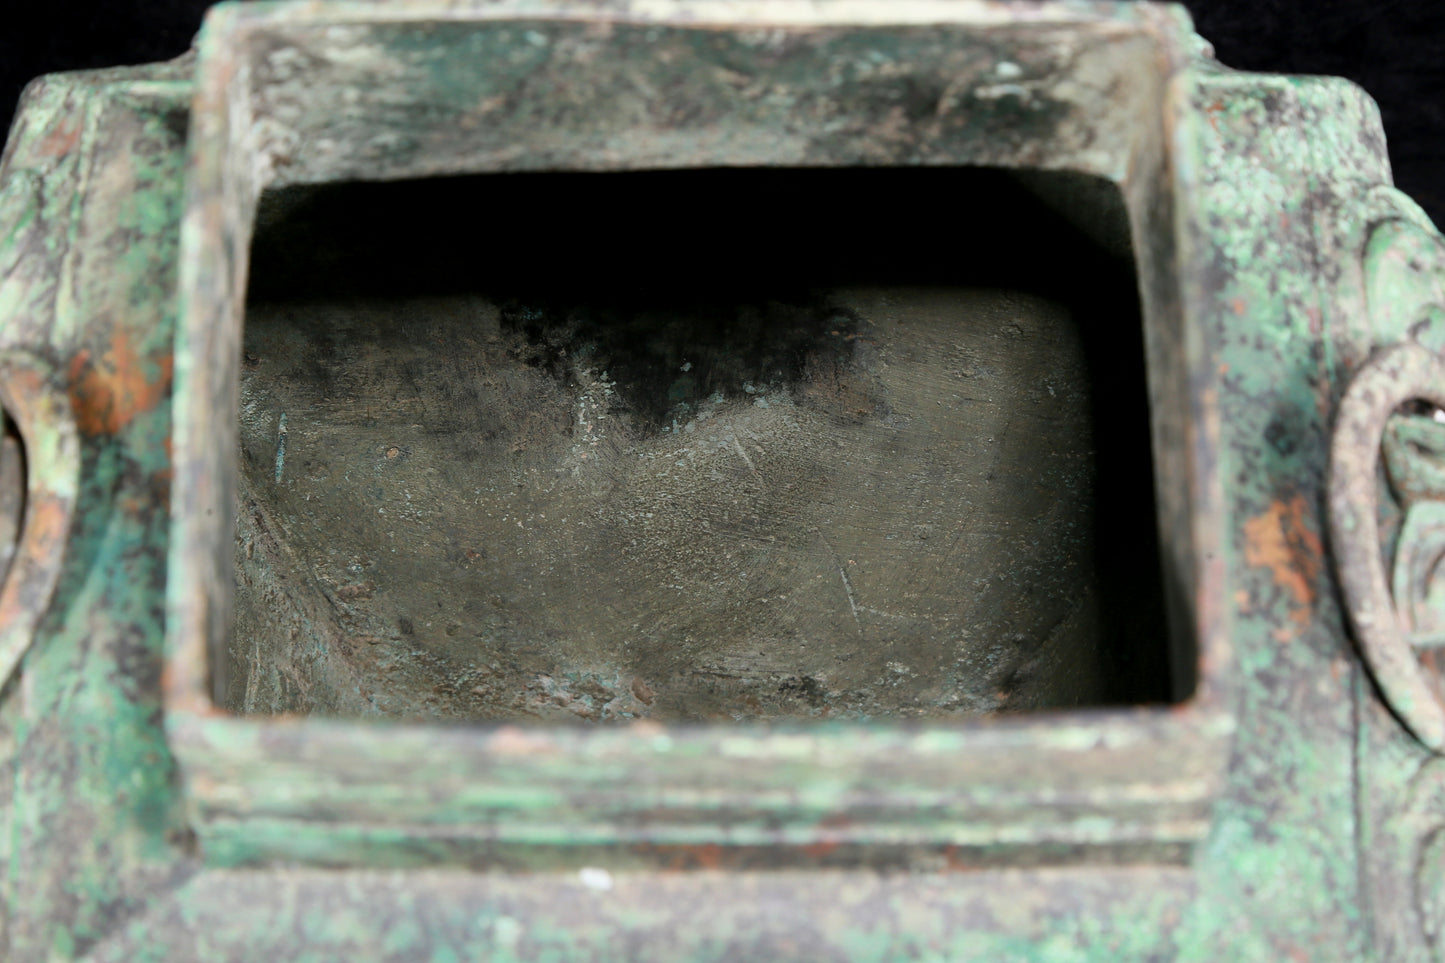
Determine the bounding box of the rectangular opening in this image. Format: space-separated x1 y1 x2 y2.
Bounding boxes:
228 165 1181 722
167 5 1232 867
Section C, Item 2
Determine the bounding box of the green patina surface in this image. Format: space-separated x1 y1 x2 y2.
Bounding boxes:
0 2 1441 960
0 66 197 960
1173 71 1375 962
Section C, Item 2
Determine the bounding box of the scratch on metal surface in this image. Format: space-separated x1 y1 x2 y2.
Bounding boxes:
730 432 766 488
816 529 862 634
274 413 287 483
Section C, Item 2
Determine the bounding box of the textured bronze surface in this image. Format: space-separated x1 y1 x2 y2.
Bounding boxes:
230 167 1166 723
2 2 1443 959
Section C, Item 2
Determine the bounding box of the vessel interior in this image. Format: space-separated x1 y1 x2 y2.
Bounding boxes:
228 165 1180 723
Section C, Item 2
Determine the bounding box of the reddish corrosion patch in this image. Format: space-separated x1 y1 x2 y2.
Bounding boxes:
485 726 558 757
1204 100 1225 134
941 845 978 872
800 813 852 858
159 659 228 716
67 331 173 436
39 118 82 158
640 842 726 872
151 466 174 501
153 436 175 489
1277 941 1310 963
1243 494 1323 625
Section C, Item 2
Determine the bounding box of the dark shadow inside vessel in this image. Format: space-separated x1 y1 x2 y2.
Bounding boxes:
231 166 1178 722
0 414 25 590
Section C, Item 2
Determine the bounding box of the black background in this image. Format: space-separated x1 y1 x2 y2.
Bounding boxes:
0 1 1442 225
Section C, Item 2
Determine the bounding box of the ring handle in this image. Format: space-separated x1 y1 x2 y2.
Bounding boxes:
0 350 79 691
1329 336 1445 751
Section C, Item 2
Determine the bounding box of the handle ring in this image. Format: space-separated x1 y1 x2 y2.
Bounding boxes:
1330 339 1445 751
0 350 80 692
